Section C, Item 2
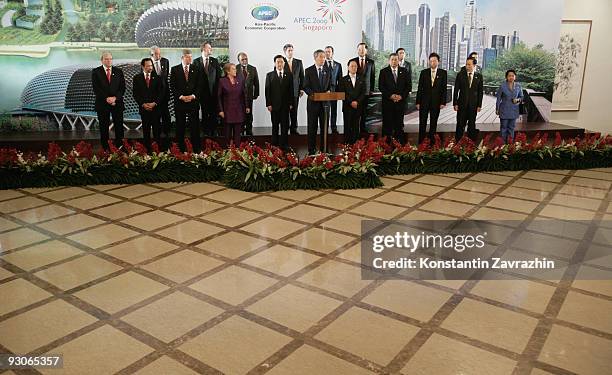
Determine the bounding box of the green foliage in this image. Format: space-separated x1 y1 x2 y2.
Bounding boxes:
482 42 556 100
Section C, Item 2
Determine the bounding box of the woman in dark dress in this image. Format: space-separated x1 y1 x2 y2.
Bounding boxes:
218 63 250 147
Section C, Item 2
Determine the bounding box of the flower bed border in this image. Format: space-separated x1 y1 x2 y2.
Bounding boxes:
0 133 611 191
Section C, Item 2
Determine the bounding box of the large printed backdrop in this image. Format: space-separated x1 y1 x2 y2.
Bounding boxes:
0 0 562 129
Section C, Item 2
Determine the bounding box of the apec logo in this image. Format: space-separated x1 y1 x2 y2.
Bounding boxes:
251 5 279 21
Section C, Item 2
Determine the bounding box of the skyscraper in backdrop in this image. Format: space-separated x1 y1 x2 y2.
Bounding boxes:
418 3 431 65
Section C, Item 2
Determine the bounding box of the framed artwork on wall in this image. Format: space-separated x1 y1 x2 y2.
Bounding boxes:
552 20 592 111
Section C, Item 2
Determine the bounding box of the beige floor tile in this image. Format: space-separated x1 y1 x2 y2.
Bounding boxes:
242 245 321 277
336 243 362 264
204 189 258 204
103 236 178 264
549 193 601 211
198 232 269 259
0 227 49 251
556 184 608 199
40 325 153 375
63 194 120 210
321 213 370 235
36 213 105 235
529 369 556 375
380 177 405 188
270 189 324 201
0 190 24 201
400 210 456 221
38 187 93 202
388 174 419 181
420 199 474 217
512 179 558 192
35 255 122 290
0 299 96 353
134 356 199 375
165 198 224 217
511 231 579 259
470 277 556 313
122 291 223 342
135 191 190 207
19 187 58 194
2 240 82 270
523 171 566 183
470 207 528 222
242 217 306 240
108 184 160 199
455 180 501 194
538 204 596 221
487 196 540 214
156 220 224 244
121 211 185 231
396 182 445 196
402 333 516 375
74 271 168 314
90 201 151 220
285 228 355 254
141 250 224 283
414 174 459 187
499 186 549 202
0 217 20 232
375 191 428 207
315 306 419 365
277 204 337 223
566 176 611 190
268 344 374 375
438 188 489 204
0 267 13 281
0 279 52 316
574 169 612 181
0 196 48 213
557 291 612 334
179 315 292 374
201 206 262 227
489 170 522 177
10 205 75 224
173 182 225 196
470 173 513 185
335 188 386 199
363 280 452 322
298 260 371 297
239 196 295 213
441 298 538 353
247 284 342 332
67 224 139 249
538 324 612 375
308 193 362 210
149 182 184 189
349 201 407 219
189 265 277 305
88 184 124 191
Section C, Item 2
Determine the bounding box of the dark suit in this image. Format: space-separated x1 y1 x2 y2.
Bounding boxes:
170 63 202 152
133 72 163 151
193 55 221 135
237 64 259 135
399 60 413 113
453 70 484 141
379 66 411 143
303 64 331 154
325 60 343 132
265 70 294 150
338 74 365 145
416 68 447 144
152 57 171 148
283 57 304 133
349 56 375 132
92 65 125 150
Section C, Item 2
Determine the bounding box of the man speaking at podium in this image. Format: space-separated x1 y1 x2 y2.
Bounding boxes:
303 49 331 155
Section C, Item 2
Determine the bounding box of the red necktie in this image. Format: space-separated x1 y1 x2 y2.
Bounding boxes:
145 73 150 88
106 68 111 83
184 65 189 81
360 58 365 71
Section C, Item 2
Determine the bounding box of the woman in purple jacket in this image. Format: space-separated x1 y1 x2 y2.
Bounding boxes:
218 63 250 147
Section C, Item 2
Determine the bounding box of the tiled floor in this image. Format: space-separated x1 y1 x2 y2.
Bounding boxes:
0 168 611 374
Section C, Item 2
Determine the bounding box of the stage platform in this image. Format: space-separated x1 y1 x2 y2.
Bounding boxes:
0 121 586 155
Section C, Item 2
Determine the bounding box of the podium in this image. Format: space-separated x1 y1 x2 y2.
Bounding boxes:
313 92 345 153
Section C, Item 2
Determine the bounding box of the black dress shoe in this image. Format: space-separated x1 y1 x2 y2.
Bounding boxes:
331 129 339 135
246 130 253 136
290 129 300 135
